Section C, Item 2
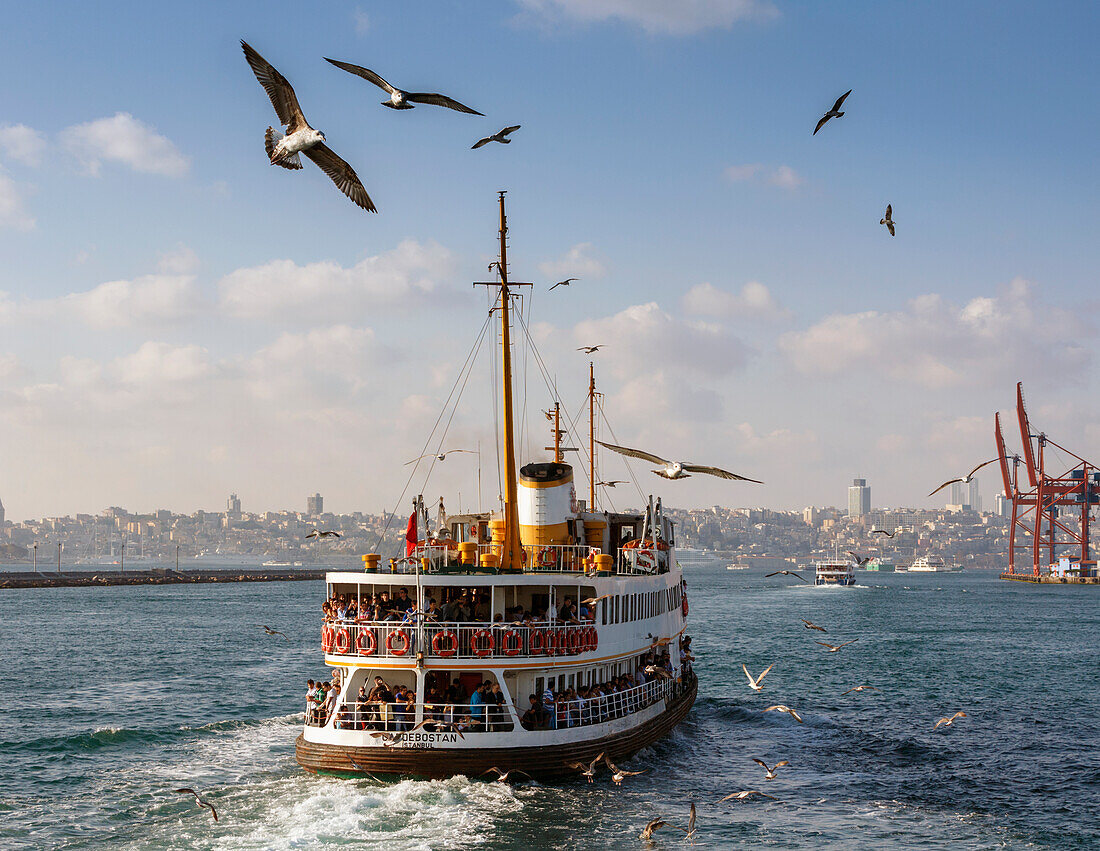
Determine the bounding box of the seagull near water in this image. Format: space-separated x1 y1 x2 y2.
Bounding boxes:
639 818 671 840
742 663 774 692
752 758 790 780
927 458 1005 497
323 58 483 115
933 711 967 731
766 570 807 582
305 529 341 539
800 618 827 633
472 125 521 149
174 788 218 822
257 624 289 640
565 751 605 783
764 704 803 723
597 441 762 483
481 766 531 783
880 203 896 236
813 89 852 135
404 449 476 466
550 277 578 291
842 685 879 695
718 789 778 803
816 639 858 653
241 41 375 212
605 754 647 785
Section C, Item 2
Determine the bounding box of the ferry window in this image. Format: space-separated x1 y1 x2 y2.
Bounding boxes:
535 676 544 696
601 600 607 626
614 596 620 624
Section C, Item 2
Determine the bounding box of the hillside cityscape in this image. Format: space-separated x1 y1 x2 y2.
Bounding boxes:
0 477 1026 569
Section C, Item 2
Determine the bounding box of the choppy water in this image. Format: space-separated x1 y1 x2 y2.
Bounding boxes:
0 567 1096 849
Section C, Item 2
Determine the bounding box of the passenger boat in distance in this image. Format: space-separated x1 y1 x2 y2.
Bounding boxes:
295 194 696 780
814 559 857 586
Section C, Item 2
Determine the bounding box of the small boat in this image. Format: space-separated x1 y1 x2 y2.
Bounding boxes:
725 563 750 571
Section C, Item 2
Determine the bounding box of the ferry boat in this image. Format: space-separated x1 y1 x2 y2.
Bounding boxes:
908 555 960 573
814 559 857 586
295 194 696 781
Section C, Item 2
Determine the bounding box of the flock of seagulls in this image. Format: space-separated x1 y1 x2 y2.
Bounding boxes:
242 42 523 212
597 440 762 484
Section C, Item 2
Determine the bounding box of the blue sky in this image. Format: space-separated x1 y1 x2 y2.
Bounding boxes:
1 0 1098 520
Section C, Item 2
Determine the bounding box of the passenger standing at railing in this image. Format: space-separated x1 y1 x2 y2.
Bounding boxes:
394 587 413 611
469 682 487 727
424 598 441 621
542 688 556 730
487 683 506 730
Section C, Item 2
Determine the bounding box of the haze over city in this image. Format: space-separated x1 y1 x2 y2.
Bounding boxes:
2 1 1098 522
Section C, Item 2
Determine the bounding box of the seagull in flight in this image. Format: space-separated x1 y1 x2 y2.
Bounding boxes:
842 685 879 695
481 766 531 783
880 203 896 236
604 755 647 785
305 529 341 539
816 639 858 653
683 802 697 840
472 125 521 149
764 704 803 723
933 711 967 731
752 758 790 780
717 789 778 803
800 618 827 633
639 818 671 840
813 89 852 135
550 278 578 291
596 480 626 488
742 663 774 692
577 344 603 353
404 449 475 466
565 751 605 783
581 594 615 607
257 624 289 640
927 458 1005 497
766 570 807 582
597 440 762 483
241 41 375 212
848 551 871 567
174 788 218 822
323 58 483 115
870 529 895 538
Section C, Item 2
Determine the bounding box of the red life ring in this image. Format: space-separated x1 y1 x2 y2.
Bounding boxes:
432 630 459 658
587 625 599 652
356 628 376 655
530 628 548 655
386 629 411 656
501 629 523 656
537 547 555 568
566 627 582 655
321 624 332 652
471 628 495 657
554 627 570 656
333 627 351 654
682 597 688 617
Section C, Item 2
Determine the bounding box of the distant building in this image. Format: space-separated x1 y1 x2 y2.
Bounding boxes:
307 493 324 516
967 478 981 513
994 492 1010 518
950 481 966 509
0 496 5 525
226 493 242 515
848 478 870 518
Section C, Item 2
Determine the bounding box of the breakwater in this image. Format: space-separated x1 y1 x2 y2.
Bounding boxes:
999 571 1099 585
0 567 326 589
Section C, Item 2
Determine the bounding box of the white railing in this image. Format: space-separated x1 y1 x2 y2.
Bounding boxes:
321 620 600 660
307 700 514 733
541 676 676 730
375 543 598 574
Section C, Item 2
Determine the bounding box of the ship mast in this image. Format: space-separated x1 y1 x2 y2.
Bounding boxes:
589 361 597 511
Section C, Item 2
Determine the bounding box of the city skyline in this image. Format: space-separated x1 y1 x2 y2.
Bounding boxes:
2 2 1098 520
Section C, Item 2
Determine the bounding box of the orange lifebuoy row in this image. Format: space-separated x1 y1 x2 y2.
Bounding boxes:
323 623 600 657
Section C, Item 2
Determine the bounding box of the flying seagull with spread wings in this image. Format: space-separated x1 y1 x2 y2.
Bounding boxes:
257 624 289 640
848 551 871 567
764 704 803 723
404 449 476 466
816 639 858 653
752 758 790 780
565 751 605 783
928 458 1004 497
596 440 761 483
814 89 852 135
766 570 807 582
880 203 896 236
472 125 521 149
174 788 218 822
241 41 375 212
324 59 483 115
870 528 895 538
742 663 774 692
595 480 625 488
550 278 577 291
800 618 827 633
577 345 603 353
305 528 341 539
933 711 967 731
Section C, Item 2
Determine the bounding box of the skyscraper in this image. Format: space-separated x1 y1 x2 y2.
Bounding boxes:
0 495 5 525
967 478 981 513
226 493 241 515
307 493 324 516
994 492 1010 518
848 478 870 518
950 481 966 508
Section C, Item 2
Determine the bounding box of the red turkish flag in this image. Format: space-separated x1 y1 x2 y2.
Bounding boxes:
405 511 418 557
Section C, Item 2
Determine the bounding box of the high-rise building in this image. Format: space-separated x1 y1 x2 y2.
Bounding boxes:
226 493 241 515
307 493 324 516
0 496 5 525
848 478 870 518
994 492 1010 518
967 478 981 513
950 481 966 508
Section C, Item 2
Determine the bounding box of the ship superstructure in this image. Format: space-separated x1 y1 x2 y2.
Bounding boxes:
295 194 696 779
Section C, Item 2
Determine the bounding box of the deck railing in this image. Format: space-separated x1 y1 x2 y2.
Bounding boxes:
321 619 600 660
381 543 598 574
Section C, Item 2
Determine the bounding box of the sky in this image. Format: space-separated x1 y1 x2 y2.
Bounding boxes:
1 0 1098 521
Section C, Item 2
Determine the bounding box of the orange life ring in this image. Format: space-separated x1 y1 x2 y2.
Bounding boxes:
432 629 459 658
566 627 582 655
530 628 548 655
471 628 495 657
356 628 376 655
554 627 569 656
501 629 523 656
333 627 351 654
386 629 410 656
537 547 555 568
588 625 599 652
321 624 332 652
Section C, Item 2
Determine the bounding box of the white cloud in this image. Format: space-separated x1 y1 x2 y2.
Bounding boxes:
574 301 751 378
60 112 189 177
58 274 202 328
683 281 789 320
516 0 777 34
353 7 371 34
112 342 212 385
724 163 803 190
0 172 35 230
538 242 606 280
156 244 200 275
0 124 47 166
219 239 455 322
778 278 1090 389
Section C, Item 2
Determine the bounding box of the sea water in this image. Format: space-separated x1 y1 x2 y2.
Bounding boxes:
0 567 1096 849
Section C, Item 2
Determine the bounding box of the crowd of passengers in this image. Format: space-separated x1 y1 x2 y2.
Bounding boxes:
321 588 596 626
304 636 695 732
